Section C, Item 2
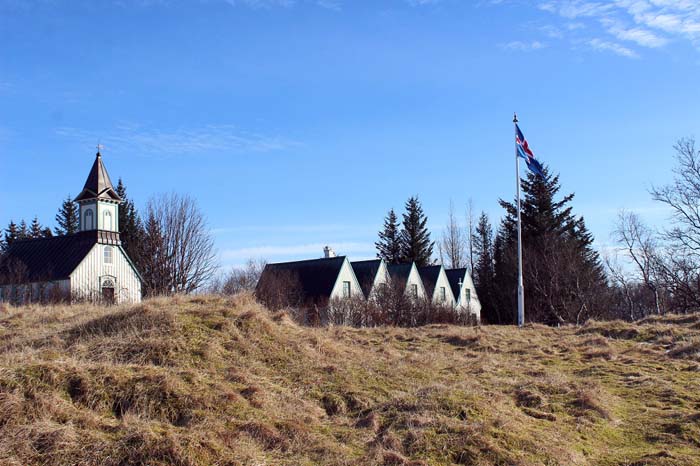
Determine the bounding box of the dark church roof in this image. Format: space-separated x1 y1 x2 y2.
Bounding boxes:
351 259 382 297
445 268 467 301
74 152 121 202
418 265 443 297
0 231 120 285
257 256 347 302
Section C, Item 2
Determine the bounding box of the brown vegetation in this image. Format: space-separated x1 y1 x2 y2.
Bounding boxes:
0 295 699 465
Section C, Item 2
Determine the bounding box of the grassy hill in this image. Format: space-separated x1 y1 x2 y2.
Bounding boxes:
0 295 699 466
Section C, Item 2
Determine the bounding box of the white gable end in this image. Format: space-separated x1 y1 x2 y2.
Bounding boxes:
330 258 364 300
70 243 142 304
406 265 427 300
432 268 456 307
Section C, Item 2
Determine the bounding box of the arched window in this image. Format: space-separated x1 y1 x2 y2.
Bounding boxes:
84 209 94 230
104 210 112 230
104 246 113 264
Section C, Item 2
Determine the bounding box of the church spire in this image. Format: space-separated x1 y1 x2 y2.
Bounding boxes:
74 150 121 234
74 149 121 203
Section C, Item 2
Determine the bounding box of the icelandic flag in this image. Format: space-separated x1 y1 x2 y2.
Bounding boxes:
516 124 545 178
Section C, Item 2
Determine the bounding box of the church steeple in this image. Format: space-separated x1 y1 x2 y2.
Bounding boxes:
74 150 122 233
75 149 122 202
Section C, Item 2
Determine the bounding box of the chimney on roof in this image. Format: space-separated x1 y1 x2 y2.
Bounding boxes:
323 246 336 258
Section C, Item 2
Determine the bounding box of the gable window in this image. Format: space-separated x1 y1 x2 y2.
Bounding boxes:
104 246 113 264
342 281 351 298
411 283 418 298
465 288 471 302
84 209 94 230
440 286 446 302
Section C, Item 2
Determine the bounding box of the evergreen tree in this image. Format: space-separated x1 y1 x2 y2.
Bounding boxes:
399 196 434 267
30 216 44 238
376 208 402 264
2 221 19 252
139 211 168 296
2 220 19 251
55 194 80 235
473 212 498 323
116 178 143 263
18 220 29 240
42 227 53 238
495 167 606 325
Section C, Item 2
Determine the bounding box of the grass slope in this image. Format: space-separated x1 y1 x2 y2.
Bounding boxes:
0 295 699 465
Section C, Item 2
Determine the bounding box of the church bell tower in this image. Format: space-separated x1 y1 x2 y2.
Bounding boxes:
74 149 122 234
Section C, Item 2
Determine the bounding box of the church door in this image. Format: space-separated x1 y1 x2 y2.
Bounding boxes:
101 277 116 305
102 287 115 304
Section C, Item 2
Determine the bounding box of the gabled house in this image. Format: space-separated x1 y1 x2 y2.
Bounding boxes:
0 151 142 305
386 263 427 300
351 259 389 299
445 268 481 321
418 265 456 307
256 255 363 307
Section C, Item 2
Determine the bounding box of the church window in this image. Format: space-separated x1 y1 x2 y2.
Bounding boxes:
105 211 112 230
104 246 113 264
342 281 351 298
84 209 94 230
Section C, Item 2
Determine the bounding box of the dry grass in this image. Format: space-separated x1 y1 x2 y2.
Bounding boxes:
1 295 699 465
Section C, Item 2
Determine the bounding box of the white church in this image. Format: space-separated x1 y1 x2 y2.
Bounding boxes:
0 151 142 304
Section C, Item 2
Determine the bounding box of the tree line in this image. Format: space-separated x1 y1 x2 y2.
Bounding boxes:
375 139 700 325
1 179 216 297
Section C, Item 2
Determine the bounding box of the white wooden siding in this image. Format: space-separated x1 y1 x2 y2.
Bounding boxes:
456 270 481 321
368 261 390 299
330 259 364 300
0 280 70 304
432 267 456 307
406 264 427 300
70 244 141 304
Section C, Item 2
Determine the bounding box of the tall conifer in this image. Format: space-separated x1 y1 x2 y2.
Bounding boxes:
494 167 606 324
399 196 434 267
116 178 143 263
55 195 80 235
376 209 402 264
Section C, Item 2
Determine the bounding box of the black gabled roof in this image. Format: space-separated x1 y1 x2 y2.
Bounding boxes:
418 265 442 297
0 232 99 284
445 268 467 301
351 259 382 297
386 263 413 285
257 256 347 302
74 152 121 202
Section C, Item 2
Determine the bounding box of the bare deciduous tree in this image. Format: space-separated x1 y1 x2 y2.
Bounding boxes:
466 198 475 273
651 138 700 259
142 193 217 295
439 200 466 269
613 210 664 315
220 258 267 295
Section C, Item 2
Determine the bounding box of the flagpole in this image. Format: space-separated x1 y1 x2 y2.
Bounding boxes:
514 113 525 327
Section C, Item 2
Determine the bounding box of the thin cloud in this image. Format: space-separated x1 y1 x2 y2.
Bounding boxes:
601 18 669 48
534 0 700 56
588 38 639 57
501 40 547 51
55 123 297 158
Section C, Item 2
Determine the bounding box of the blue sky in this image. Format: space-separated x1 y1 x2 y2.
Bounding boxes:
1 0 699 268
